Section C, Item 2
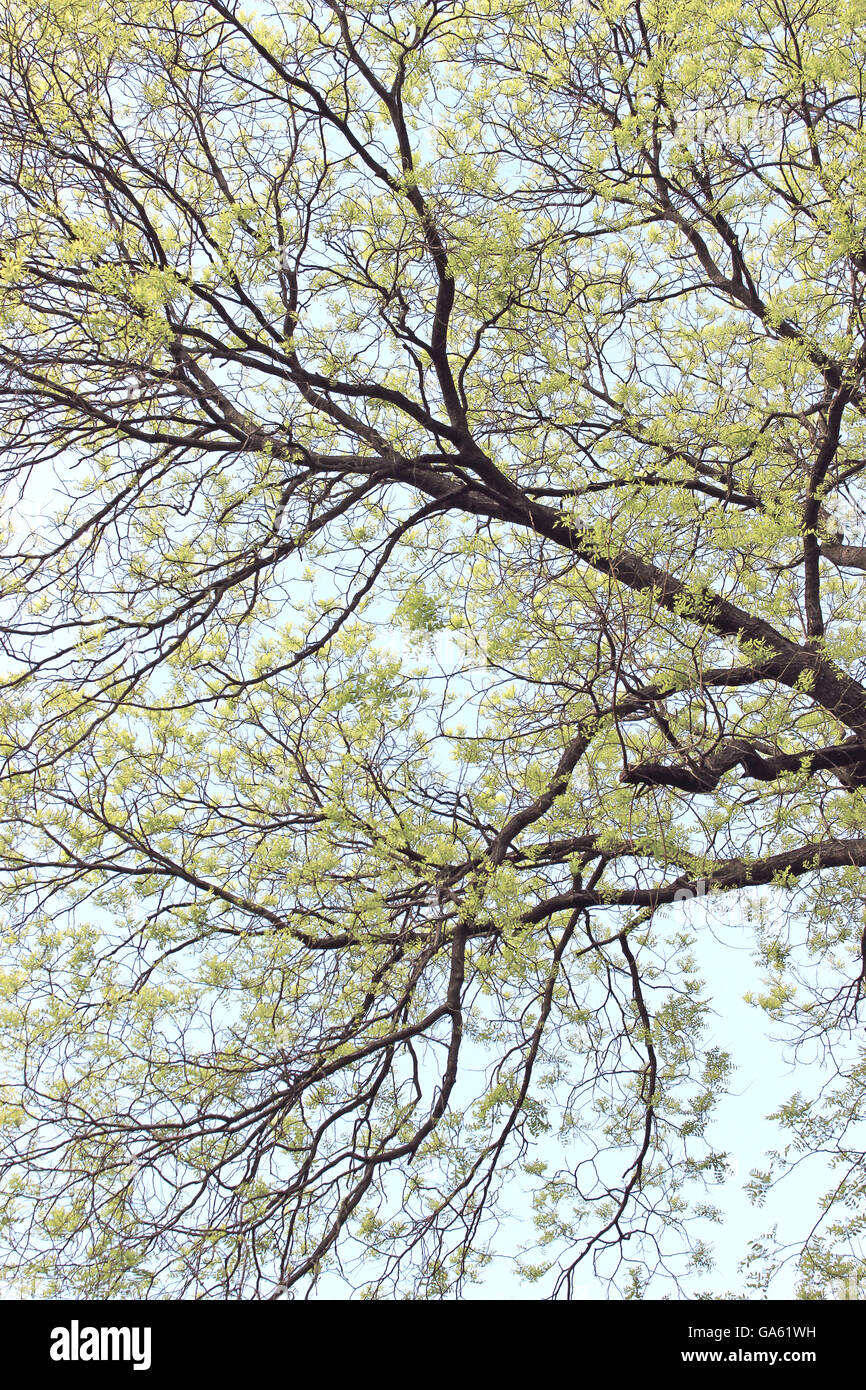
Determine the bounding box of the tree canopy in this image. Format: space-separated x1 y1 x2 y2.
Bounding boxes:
1 0 866 1298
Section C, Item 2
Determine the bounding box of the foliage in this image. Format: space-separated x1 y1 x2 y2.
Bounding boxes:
0 0 866 1297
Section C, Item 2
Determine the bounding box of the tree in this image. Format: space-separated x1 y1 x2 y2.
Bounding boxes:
0 0 865 1299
